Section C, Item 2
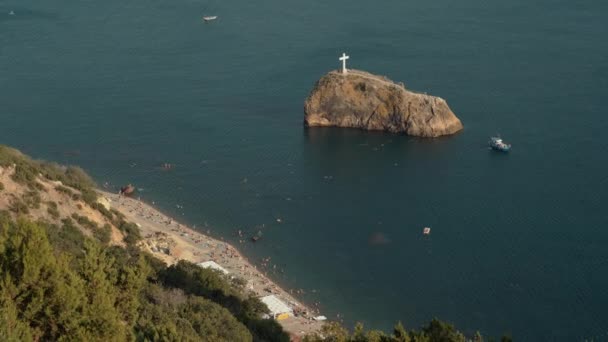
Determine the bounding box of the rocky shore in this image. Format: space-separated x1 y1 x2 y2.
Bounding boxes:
304 69 463 137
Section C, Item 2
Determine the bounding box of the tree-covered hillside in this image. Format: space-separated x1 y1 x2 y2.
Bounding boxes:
0 213 290 341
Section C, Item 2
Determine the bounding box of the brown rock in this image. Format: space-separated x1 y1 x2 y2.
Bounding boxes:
304 70 463 137
120 184 135 196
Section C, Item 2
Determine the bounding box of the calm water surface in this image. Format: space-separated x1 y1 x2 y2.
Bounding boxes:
2 0 607 340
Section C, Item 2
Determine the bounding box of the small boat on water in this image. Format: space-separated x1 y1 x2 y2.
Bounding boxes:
488 136 511 152
423 227 431 235
202 16 218 22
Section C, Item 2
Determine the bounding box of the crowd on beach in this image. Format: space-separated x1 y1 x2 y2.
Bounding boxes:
102 191 326 335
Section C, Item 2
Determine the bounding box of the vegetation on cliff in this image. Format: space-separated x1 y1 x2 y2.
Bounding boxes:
0 214 283 341
304 321 512 342
0 145 98 204
0 145 286 341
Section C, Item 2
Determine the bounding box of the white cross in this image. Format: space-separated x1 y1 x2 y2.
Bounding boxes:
339 53 350 74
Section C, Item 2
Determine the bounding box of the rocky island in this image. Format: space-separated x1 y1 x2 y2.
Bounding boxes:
304 69 463 137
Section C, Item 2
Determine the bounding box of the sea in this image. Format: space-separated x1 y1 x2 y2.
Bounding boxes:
1 0 607 340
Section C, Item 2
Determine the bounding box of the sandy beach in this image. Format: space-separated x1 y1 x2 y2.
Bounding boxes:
99 191 325 339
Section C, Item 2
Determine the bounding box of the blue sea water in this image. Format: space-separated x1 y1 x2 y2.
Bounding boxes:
2 0 608 340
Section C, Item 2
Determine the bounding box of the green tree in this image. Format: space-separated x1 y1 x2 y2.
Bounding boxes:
0 294 33 341
135 285 186 341
107 246 150 327
393 322 411 342
352 322 366 341
419 318 465 342
77 240 126 340
0 219 86 340
321 322 350 342
180 296 252 341
364 329 390 342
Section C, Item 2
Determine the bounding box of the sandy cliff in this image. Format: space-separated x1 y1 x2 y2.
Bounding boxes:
304 70 463 137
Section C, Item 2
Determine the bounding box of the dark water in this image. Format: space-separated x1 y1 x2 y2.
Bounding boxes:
2 0 608 340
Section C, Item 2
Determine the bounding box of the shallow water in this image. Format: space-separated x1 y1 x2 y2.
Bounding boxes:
2 0 608 339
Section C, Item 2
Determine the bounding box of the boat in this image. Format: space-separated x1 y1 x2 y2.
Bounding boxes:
488 136 511 152
202 16 218 22
423 227 431 235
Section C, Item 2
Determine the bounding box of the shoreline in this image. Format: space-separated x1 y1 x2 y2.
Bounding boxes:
99 190 325 338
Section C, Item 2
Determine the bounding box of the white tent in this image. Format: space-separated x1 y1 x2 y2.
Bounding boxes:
197 261 229 275
260 295 292 318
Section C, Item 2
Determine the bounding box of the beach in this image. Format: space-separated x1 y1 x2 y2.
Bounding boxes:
99 191 325 338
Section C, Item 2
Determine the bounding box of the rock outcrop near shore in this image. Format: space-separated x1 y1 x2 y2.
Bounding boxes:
304 70 463 137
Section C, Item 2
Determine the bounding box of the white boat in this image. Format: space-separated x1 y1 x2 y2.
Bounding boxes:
202 16 218 22
488 136 511 152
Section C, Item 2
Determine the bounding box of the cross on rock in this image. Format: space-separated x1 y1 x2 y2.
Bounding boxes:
339 53 350 74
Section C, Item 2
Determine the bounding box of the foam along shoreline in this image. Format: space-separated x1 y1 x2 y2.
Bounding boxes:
98 191 325 337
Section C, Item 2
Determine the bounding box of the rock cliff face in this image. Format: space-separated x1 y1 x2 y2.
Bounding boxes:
304 70 463 137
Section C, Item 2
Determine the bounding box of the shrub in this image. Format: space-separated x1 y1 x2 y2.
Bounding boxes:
119 221 142 245
46 201 60 219
71 213 98 230
94 224 112 245
0 181 4 191
34 181 46 192
0 145 26 166
91 202 113 221
11 163 38 189
0 209 9 221
9 198 29 214
245 317 289 342
45 218 86 259
231 276 247 290
111 208 125 220
22 190 41 209
63 166 96 191
55 185 74 196
71 214 112 244
80 189 97 205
